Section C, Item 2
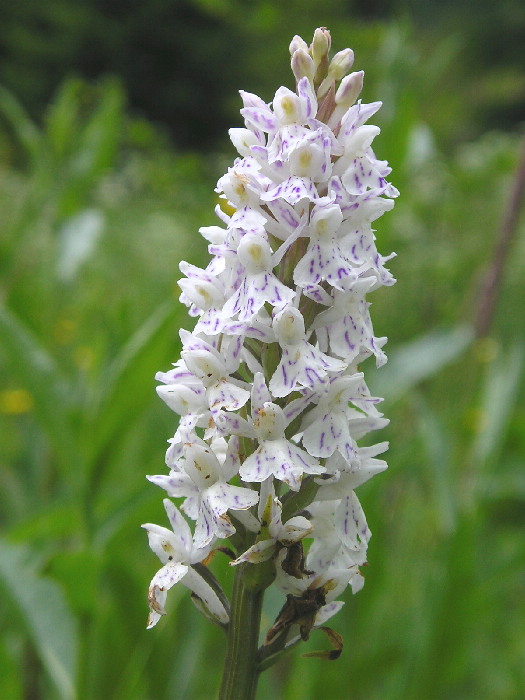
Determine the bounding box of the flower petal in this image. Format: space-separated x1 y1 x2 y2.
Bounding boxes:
230 539 276 565
182 567 229 624
146 561 189 628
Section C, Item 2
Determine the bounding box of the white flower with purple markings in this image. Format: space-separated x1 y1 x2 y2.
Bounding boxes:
142 499 228 629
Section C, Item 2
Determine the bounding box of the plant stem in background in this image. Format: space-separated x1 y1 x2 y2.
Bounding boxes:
475 134 525 337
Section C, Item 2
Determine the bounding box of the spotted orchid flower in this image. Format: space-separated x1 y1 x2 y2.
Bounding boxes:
293 202 359 290
180 331 250 417
306 494 371 572
142 499 228 629
269 306 347 398
148 435 259 548
299 373 385 466
217 373 323 490
310 278 388 365
220 233 295 322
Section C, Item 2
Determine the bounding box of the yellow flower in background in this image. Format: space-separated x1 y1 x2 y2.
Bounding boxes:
0 389 34 414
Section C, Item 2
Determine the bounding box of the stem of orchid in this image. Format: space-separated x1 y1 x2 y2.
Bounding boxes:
218 564 264 700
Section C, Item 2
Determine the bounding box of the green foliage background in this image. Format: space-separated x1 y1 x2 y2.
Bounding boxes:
1 2 524 699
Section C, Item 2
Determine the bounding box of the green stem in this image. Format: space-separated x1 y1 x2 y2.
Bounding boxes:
218 564 264 700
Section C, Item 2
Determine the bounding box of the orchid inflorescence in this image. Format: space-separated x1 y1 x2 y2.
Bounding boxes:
142 27 398 658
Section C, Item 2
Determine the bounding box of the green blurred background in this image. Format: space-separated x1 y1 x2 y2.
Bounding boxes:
1 1 524 699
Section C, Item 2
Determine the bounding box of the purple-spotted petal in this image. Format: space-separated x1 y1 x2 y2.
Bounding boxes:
301 412 349 458
260 176 319 205
313 600 345 626
207 379 250 415
206 481 259 514
335 492 371 551
147 472 198 500
163 499 192 556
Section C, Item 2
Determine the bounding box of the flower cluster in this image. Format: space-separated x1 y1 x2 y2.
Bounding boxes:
143 28 397 639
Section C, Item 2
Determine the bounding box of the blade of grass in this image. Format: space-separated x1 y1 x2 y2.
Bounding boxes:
414 393 456 533
368 324 474 401
82 301 181 503
471 340 524 469
0 304 77 470
0 85 41 161
0 539 78 700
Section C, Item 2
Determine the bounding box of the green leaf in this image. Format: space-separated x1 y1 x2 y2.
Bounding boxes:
414 394 456 532
85 300 179 465
39 77 125 220
0 539 78 700
0 304 77 469
8 501 82 543
370 324 474 401
45 79 84 161
74 78 124 177
472 340 525 467
48 549 101 615
0 84 41 161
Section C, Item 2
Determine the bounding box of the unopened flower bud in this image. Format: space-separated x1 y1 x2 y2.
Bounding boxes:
317 49 356 100
328 71 365 129
289 34 309 55
291 48 315 84
311 27 331 67
335 70 364 107
328 48 355 80
311 27 331 87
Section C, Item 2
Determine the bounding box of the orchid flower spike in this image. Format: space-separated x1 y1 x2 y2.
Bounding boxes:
142 30 397 685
